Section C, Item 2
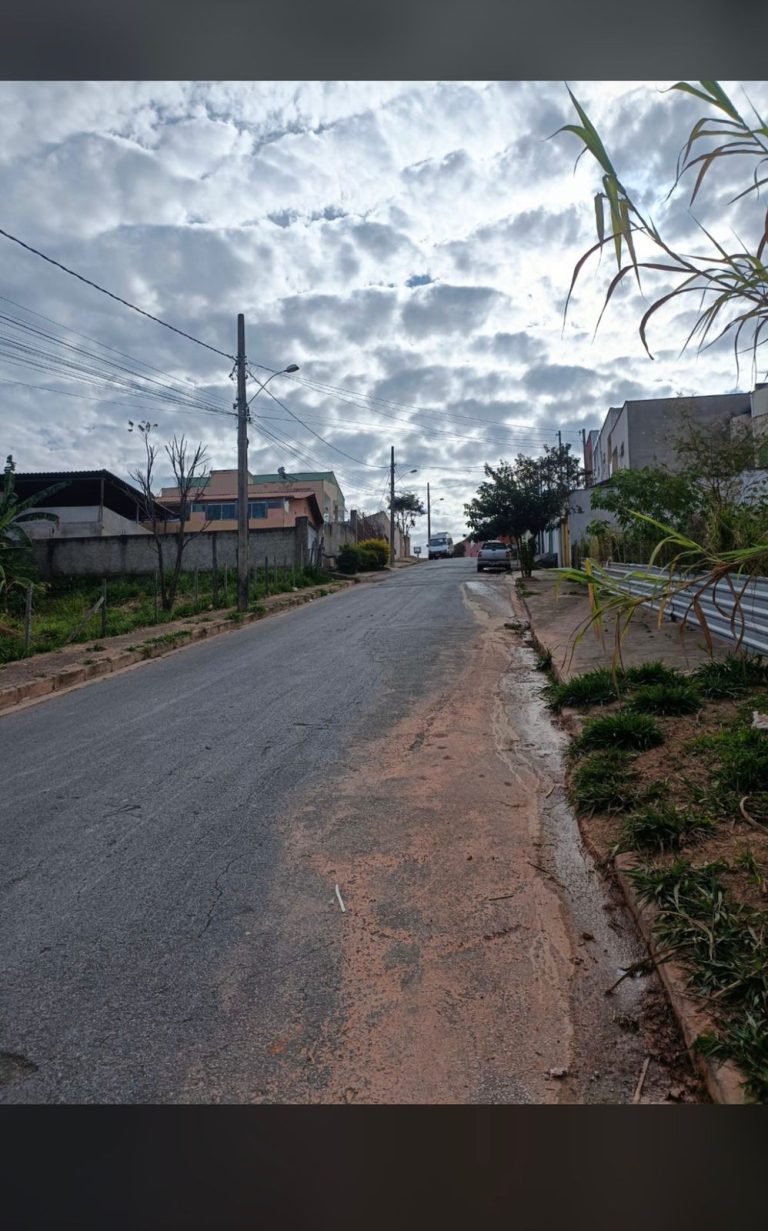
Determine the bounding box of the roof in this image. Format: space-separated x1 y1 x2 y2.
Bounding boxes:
13 469 174 521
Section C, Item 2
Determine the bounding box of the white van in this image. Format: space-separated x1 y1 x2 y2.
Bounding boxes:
427 533 453 560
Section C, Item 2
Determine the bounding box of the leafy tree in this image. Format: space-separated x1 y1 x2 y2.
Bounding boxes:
0 455 65 601
465 446 584 576
390 490 425 536
557 80 768 380
128 421 211 612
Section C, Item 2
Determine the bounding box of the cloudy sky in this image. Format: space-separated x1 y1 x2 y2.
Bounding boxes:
1 79 766 547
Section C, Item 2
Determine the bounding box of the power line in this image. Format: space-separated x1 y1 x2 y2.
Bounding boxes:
249 371 387 470
0 225 234 361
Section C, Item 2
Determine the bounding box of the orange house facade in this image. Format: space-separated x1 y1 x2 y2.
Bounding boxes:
158 469 324 533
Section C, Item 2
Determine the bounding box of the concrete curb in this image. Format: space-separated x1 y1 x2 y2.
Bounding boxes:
521 595 749 1104
0 582 352 715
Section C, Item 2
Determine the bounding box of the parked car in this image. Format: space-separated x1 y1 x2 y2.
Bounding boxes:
428 533 454 560
534 552 558 569
477 541 513 572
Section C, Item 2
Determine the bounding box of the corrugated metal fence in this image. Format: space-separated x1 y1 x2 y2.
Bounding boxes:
602 563 768 656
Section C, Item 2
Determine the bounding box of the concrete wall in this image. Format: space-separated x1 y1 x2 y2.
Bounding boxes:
627 393 751 471
23 506 149 538
32 527 304 579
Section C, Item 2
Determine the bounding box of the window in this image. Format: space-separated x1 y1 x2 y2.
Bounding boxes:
192 502 207 513
248 502 267 519
202 503 236 520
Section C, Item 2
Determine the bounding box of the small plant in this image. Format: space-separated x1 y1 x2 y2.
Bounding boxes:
622 661 686 688
697 1016 768 1103
337 544 361 575
575 711 664 753
535 648 553 673
626 682 702 716
707 727 768 795
569 749 638 815
621 803 714 853
693 655 768 699
544 668 619 711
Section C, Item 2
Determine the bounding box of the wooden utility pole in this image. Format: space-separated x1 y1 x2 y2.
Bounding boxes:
389 445 395 565
236 313 249 612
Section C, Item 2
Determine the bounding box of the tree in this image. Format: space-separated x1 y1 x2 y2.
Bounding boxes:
390 490 425 536
128 421 211 611
558 81 768 380
0 455 65 602
464 446 583 576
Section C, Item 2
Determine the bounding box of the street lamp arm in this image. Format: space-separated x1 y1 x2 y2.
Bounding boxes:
247 364 299 407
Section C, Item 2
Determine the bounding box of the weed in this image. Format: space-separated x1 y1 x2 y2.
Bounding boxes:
621 803 715 853
569 749 638 815
534 648 553 673
693 654 768 699
697 1016 768 1102
544 668 619 711
706 726 768 795
626 682 702 716
575 711 664 753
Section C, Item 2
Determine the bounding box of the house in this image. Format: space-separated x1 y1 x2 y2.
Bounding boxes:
249 471 346 524
158 469 325 533
11 470 170 537
589 392 751 485
560 386 767 566
349 508 411 559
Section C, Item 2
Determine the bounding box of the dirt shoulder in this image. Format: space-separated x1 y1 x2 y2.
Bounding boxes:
519 572 766 1103
519 572 732 680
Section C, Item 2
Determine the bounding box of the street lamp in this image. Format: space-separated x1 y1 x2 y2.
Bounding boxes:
235 321 300 612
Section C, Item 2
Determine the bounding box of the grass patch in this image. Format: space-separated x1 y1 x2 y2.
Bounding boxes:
695 726 768 796
693 654 768 699
622 662 686 688
626 682 702 716
569 749 638 815
574 711 664 753
621 803 715 853
629 858 768 1101
543 668 619 711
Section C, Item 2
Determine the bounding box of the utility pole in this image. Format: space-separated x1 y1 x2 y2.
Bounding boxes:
427 482 431 544
389 445 396 565
236 313 249 612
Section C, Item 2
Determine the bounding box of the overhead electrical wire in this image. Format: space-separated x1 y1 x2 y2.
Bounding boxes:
0 225 234 360
249 370 387 470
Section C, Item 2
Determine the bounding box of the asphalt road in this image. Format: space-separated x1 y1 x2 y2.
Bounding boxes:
1 558 694 1103
1 559 483 1102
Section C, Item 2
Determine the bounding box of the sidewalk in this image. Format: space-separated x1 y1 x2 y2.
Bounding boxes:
518 573 732 681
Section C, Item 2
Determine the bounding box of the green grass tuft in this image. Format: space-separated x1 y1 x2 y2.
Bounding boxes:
693 654 768 699
574 711 664 753
543 668 619 711
569 749 638 815
621 803 715 852
626 682 702 716
622 661 686 687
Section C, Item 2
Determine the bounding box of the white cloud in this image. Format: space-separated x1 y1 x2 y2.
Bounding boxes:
1 79 766 544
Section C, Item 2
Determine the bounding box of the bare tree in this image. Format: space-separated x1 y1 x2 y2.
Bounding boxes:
129 420 211 611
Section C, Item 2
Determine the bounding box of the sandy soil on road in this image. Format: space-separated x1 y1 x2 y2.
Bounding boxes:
258 577 703 1104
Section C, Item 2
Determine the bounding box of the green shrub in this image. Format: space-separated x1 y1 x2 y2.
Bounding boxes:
626 682 702 716
707 726 768 794
575 711 664 753
337 545 361 574
356 547 378 571
569 749 638 814
357 538 389 568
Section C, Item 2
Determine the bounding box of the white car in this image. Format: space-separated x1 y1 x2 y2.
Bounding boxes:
428 534 453 560
477 541 512 572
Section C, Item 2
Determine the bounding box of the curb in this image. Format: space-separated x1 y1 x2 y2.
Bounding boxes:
0 582 351 715
522 603 749 1104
